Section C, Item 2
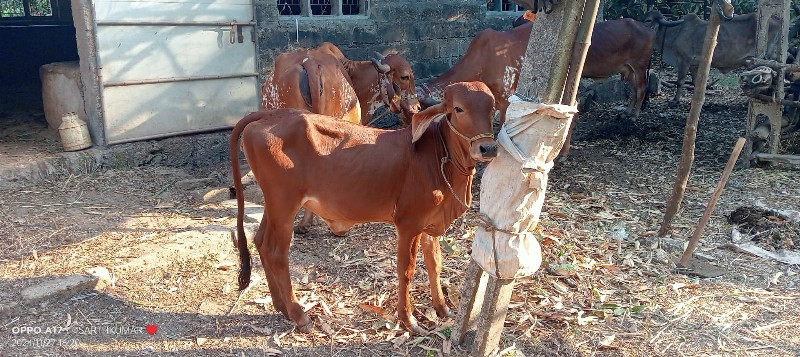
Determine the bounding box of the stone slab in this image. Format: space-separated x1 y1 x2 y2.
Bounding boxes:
20 274 99 306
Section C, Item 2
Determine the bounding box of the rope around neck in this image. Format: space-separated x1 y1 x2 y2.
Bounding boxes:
437 123 472 211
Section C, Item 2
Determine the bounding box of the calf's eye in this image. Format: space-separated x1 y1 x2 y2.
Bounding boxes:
454 107 464 113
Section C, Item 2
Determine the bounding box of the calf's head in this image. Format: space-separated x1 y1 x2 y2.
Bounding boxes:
371 52 421 125
411 82 498 162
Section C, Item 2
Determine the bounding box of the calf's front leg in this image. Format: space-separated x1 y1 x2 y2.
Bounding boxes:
420 234 453 318
396 231 424 334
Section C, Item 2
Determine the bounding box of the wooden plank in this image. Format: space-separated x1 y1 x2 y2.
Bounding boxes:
95 0 251 22
96 25 256 82
102 77 258 144
756 153 800 166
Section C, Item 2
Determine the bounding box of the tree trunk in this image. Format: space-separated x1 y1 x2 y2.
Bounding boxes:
658 1 723 236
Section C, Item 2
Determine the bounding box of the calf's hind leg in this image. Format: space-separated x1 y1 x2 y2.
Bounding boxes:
293 208 315 235
253 218 288 318
257 199 313 331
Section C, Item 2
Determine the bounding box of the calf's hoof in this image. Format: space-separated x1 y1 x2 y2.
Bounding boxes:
403 322 429 335
330 229 349 237
436 305 456 319
293 225 310 235
294 316 314 333
401 315 428 335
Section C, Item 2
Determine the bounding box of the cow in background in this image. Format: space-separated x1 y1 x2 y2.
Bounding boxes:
262 42 420 126
418 19 654 158
643 11 781 103
418 19 654 123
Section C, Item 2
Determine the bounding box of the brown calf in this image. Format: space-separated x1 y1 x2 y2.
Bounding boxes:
230 82 498 334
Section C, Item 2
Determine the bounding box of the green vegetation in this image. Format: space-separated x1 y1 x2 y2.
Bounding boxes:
603 0 792 21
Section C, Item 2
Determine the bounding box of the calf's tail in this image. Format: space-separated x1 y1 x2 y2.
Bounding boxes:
641 55 653 111
229 111 265 291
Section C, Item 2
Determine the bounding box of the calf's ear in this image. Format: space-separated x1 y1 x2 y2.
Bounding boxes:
411 103 446 143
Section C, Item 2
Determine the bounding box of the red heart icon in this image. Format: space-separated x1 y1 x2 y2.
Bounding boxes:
146 325 157 335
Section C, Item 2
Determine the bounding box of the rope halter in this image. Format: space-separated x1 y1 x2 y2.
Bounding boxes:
444 116 494 145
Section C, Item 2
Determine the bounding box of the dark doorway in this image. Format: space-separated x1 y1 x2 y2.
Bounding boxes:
1 0 79 164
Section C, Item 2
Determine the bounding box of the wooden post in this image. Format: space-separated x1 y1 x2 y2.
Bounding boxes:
451 0 599 355
743 0 791 167
658 0 724 237
677 137 745 267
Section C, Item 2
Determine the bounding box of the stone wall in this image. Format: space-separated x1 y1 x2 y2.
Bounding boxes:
254 0 522 82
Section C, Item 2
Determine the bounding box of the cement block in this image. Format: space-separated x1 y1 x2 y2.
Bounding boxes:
20 274 99 306
353 26 379 45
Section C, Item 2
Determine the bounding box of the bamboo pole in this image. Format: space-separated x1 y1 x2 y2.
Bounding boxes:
659 0 725 237
678 138 745 266
563 0 600 106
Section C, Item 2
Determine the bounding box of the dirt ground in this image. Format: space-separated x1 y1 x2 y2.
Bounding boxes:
1 76 799 357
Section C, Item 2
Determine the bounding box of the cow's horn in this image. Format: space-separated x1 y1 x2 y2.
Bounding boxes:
374 51 386 60
370 57 391 73
657 17 685 27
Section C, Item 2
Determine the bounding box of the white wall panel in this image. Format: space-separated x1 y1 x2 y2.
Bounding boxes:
102 77 257 144
94 0 258 143
94 0 252 23
97 26 255 82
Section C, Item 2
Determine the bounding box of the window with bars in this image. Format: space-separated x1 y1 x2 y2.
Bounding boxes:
277 0 367 16
277 0 302 16
486 0 523 12
1 0 53 18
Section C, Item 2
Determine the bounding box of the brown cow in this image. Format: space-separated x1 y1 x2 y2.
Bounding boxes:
230 82 498 334
262 44 361 123
419 19 655 159
262 42 420 126
418 23 529 125
419 20 655 123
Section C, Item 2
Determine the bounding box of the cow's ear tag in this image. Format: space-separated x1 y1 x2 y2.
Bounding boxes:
523 10 537 21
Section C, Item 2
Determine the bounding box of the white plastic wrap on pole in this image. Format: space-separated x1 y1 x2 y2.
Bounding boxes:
471 101 578 279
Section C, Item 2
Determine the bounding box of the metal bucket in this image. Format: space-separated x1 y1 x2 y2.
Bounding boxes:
58 112 92 151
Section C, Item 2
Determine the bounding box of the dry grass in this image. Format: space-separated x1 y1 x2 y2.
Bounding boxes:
0 88 799 356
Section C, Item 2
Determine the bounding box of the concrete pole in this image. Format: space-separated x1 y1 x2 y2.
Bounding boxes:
450 0 599 355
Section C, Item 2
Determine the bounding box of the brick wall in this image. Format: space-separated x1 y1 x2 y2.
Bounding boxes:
254 0 521 83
